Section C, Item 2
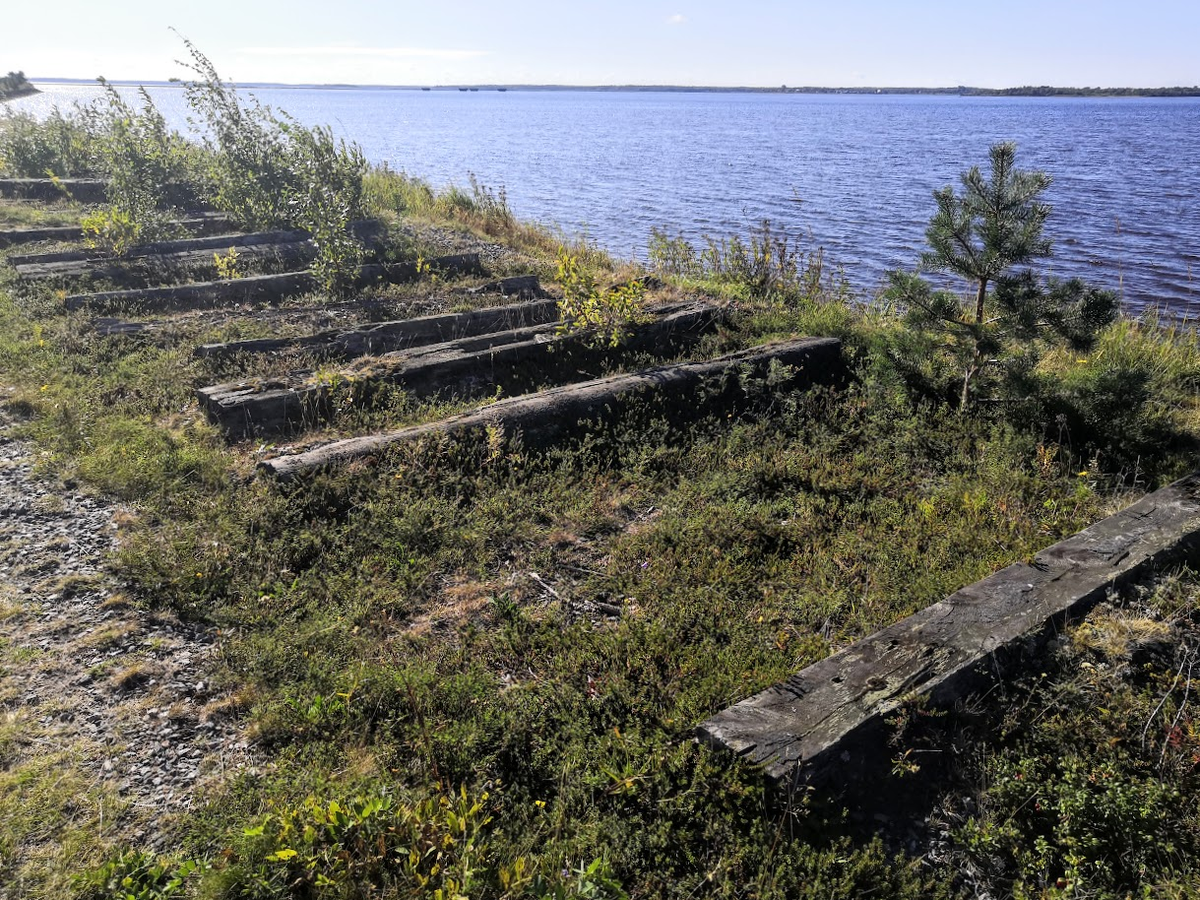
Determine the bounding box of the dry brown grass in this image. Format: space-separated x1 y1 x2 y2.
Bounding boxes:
403 577 496 637
1070 610 1174 661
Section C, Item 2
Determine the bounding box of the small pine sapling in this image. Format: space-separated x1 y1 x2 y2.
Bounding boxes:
887 142 1118 409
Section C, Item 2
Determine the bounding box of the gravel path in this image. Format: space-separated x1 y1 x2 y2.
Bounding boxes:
0 406 252 857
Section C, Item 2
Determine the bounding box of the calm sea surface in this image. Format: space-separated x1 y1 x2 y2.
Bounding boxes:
12 83 1200 313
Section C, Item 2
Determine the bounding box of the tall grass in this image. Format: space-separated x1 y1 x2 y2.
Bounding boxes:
364 165 615 272
648 220 851 307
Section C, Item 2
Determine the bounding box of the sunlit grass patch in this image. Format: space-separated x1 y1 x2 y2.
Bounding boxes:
0 718 128 899
0 198 85 229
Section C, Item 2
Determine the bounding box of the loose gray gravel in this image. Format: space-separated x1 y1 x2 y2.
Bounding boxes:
0 406 253 850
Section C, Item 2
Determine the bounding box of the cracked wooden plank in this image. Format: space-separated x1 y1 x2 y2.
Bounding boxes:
192 295 559 362
199 300 723 440
258 336 844 481
0 213 232 249
696 473 1200 787
62 252 482 314
13 221 387 283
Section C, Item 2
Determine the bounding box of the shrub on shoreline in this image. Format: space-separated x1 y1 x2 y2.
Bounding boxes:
0 70 36 101
0 40 368 289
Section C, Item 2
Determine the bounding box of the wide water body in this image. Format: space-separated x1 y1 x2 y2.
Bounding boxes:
14 85 1200 313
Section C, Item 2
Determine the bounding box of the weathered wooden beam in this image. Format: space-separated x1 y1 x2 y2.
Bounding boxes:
0 178 198 205
8 219 383 268
91 297 398 339
258 336 843 481
90 318 157 337
62 252 483 314
0 213 237 250
356 253 486 285
0 178 108 203
199 300 722 440
466 275 544 299
0 224 86 248
697 473 1200 788
193 295 559 362
64 271 320 314
15 237 316 283
0 214 234 250
8 228 308 268
11 221 387 283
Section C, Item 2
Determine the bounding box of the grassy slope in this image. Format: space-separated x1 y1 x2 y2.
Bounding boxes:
2 188 1200 898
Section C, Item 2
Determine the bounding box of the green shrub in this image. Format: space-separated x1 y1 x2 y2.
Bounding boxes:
948 581 1200 898
84 80 196 249
555 249 646 346
235 790 493 898
168 786 628 899
0 107 99 178
80 206 143 256
75 850 199 900
174 35 367 295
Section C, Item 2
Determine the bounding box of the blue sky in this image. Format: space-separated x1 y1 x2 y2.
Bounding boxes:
5 0 1199 87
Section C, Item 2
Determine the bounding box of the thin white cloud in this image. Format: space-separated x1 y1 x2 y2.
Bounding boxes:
239 46 488 61
667 14 686 25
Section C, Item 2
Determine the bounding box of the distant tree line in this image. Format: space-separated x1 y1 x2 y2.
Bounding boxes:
0 71 36 100
581 84 1200 97
775 85 1200 97
963 85 1200 97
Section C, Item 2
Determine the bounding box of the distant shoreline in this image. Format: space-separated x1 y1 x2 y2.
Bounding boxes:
0 84 38 101
25 78 1200 98
0 86 39 102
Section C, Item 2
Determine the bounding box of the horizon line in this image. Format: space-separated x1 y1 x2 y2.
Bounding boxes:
24 76 1200 95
